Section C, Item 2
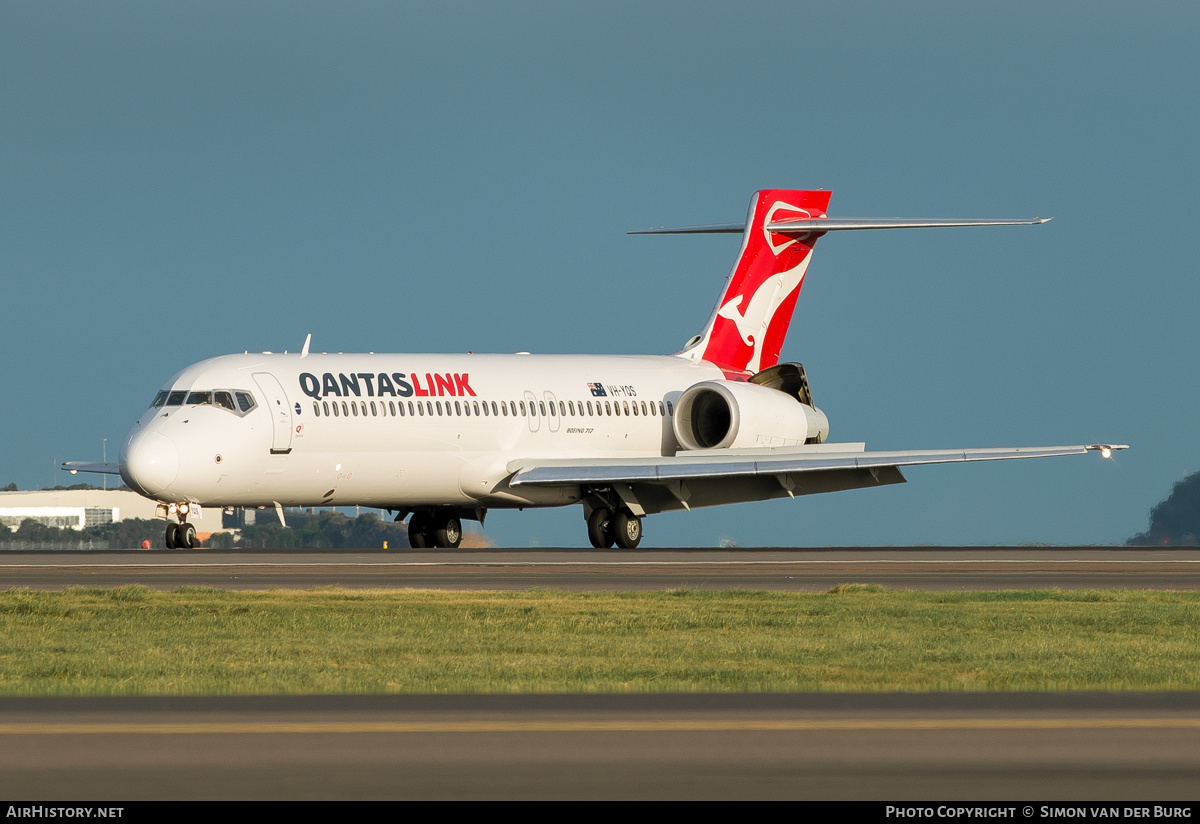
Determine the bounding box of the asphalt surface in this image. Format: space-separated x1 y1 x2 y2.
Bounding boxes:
1 546 1198 590
3 547 1198 800
3 693 1199 800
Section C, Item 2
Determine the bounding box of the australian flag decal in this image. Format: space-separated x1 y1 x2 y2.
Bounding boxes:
588 382 607 397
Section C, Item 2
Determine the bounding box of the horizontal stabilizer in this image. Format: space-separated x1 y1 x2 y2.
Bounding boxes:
629 223 745 234
630 217 1051 235
768 216 1051 232
61 461 121 476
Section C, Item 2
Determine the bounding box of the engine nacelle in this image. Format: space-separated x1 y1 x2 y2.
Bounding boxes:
672 380 830 450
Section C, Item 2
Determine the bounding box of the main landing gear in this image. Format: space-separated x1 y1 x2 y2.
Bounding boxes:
587 506 642 549
407 509 463 549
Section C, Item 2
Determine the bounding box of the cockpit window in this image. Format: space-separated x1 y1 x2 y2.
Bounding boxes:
169 388 256 415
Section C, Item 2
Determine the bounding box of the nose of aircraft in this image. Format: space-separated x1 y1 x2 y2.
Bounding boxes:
120 430 179 496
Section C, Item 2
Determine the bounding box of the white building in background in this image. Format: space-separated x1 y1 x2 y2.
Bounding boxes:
0 489 161 530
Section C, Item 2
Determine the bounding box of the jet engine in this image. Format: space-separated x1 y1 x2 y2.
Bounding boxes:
672 379 829 450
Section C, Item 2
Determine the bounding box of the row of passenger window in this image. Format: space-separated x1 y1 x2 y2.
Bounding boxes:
152 389 258 414
313 397 675 420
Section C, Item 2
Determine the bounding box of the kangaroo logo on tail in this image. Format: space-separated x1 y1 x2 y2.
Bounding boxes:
686 190 831 376
715 253 813 373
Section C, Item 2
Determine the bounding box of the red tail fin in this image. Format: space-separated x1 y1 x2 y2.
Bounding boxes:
683 189 831 376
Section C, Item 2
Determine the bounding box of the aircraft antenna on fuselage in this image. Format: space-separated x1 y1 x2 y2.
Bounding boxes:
301 333 312 358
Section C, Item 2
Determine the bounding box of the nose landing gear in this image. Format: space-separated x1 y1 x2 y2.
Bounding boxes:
164 521 198 549
163 504 198 549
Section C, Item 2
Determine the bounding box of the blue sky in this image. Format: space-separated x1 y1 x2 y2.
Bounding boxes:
2 2 1196 547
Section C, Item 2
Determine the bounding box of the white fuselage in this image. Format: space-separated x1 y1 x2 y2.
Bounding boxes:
119 351 728 511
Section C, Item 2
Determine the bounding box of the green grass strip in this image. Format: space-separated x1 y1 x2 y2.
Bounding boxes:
1 585 1198 695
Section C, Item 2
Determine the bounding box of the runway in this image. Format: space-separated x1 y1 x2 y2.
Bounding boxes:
5 548 1198 800
3 693 1199 800
1 547 1198 591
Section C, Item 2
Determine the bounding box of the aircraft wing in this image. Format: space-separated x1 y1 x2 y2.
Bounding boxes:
507 443 1127 513
61 461 122 476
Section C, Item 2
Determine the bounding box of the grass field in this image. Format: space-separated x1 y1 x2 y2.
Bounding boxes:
2 585 1198 695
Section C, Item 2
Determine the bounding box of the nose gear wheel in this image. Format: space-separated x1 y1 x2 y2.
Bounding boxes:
164 521 197 549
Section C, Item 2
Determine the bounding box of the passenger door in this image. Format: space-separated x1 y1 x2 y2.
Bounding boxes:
253 372 294 453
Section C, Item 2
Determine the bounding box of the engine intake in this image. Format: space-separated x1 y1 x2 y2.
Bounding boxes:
673 380 829 450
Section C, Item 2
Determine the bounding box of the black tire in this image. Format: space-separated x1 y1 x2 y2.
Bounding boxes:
164 523 178 549
433 512 462 549
177 523 197 549
613 510 642 549
407 512 432 548
587 508 614 548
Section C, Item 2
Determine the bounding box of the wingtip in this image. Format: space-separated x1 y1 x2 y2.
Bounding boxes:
1086 444 1130 459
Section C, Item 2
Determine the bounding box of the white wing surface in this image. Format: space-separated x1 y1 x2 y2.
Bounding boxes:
507 443 1127 514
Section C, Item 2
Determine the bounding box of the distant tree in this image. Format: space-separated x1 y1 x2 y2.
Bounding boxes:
82 518 172 548
0 517 169 548
233 511 409 549
2 482 16 491
0 510 450 550
1128 472 1200 546
206 531 236 549
9 518 67 543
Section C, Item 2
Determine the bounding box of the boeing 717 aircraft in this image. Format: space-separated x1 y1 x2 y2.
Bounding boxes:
65 189 1126 548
